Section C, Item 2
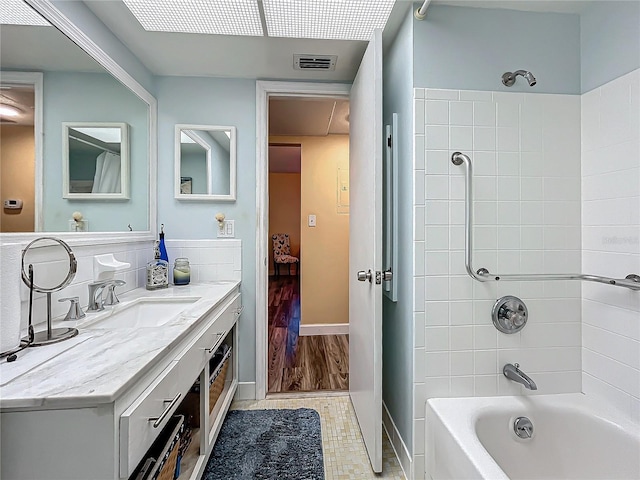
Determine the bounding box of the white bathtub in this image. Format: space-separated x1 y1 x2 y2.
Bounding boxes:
426 393 640 480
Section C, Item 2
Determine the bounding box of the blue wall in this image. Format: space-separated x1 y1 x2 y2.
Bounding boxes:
412 4 581 94
42 71 149 232
180 151 208 194
580 1 640 92
156 76 257 383
382 8 415 452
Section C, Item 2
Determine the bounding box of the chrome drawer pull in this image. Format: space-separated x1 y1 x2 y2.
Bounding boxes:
149 393 181 428
201 333 225 354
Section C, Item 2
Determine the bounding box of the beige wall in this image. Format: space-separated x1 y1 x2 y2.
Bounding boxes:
1 125 35 232
270 135 349 326
268 172 301 274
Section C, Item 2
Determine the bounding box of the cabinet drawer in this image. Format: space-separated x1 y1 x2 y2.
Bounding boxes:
119 360 181 478
176 293 241 380
211 293 241 344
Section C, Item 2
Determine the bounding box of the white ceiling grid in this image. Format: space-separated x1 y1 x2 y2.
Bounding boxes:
122 0 264 36
0 0 50 26
263 0 394 40
121 0 394 41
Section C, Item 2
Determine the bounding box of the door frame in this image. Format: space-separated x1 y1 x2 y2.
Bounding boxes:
0 71 43 231
255 81 351 400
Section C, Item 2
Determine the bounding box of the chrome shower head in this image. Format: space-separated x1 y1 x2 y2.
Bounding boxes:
502 70 536 87
523 71 536 86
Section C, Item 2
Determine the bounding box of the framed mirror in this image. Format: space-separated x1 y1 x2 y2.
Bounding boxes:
0 0 156 242
62 122 130 200
175 124 236 201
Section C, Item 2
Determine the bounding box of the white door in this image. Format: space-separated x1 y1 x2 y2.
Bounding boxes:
349 28 383 473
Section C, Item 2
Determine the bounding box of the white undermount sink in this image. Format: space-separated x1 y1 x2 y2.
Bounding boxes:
83 297 201 329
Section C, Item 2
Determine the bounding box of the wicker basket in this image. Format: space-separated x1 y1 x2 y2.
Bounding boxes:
146 415 184 480
209 347 232 413
180 346 232 427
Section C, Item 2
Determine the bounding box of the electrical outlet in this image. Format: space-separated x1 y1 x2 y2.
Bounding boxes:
218 220 235 238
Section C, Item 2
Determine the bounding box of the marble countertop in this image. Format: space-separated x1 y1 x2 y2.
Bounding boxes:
0 281 240 410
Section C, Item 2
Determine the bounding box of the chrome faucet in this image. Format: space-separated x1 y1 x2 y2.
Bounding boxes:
87 280 126 311
503 363 537 390
104 280 125 306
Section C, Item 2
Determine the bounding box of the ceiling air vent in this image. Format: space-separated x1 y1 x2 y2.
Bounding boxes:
293 54 337 71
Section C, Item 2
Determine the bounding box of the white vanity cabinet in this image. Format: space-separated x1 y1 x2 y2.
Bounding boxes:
0 285 242 480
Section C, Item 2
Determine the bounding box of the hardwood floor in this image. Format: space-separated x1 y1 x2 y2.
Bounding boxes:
268 275 349 393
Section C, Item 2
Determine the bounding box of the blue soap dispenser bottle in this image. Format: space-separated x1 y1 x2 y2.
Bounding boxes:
159 223 168 262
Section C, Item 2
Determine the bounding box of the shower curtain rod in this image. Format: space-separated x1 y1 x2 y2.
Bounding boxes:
451 151 640 291
69 134 119 155
415 0 432 20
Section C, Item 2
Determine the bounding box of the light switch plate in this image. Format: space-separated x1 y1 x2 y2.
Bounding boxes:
308 214 316 227
217 220 235 238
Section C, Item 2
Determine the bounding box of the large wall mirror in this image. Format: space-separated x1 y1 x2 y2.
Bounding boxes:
0 1 154 237
175 124 236 202
62 122 130 199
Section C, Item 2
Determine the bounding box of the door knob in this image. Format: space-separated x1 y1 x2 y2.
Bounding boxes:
357 270 372 282
382 269 393 281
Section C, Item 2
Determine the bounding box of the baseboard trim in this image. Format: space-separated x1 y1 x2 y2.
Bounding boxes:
299 323 349 336
383 401 412 480
236 382 256 400
267 391 349 400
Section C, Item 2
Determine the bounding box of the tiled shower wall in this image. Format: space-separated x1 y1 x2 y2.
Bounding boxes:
412 88 582 476
581 68 640 422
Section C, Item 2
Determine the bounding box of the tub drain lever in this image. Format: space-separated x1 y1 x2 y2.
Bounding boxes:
514 416 534 439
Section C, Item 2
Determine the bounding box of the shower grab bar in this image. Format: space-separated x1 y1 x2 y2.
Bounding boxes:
451 152 640 291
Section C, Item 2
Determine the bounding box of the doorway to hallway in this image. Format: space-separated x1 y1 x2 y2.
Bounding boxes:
266 96 350 394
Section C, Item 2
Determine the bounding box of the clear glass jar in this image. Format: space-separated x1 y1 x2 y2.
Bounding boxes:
173 258 190 286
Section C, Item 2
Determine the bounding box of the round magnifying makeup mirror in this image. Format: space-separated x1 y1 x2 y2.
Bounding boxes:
22 237 79 346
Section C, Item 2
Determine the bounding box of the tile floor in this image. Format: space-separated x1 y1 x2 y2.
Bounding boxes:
231 395 406 479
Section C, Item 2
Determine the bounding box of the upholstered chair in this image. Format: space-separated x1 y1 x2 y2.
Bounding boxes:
271 233 299 276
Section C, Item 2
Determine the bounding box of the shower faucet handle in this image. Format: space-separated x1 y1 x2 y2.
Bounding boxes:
59 297 86 321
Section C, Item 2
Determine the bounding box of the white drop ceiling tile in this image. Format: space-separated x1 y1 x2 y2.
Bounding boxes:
263 0 394 40
0 0 50 26
122 0 263 36
269 98 337 136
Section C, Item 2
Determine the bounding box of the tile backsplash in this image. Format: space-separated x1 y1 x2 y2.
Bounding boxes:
9 240 150 331
2 238 241 332
164 239 242 284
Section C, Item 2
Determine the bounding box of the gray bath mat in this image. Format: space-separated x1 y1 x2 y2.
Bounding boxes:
202 408 324 480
